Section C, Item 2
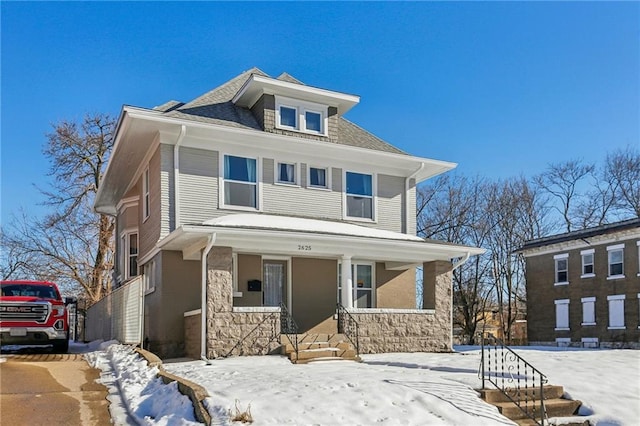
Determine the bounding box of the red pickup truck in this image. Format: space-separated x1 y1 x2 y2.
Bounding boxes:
0 280 74 353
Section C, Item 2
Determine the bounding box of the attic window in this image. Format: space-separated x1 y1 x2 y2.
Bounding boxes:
275 96 327 136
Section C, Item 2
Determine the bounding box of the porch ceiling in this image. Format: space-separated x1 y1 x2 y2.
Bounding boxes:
158 214 485 263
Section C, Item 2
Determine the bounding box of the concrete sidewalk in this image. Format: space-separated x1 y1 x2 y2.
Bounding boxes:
0 353 112 425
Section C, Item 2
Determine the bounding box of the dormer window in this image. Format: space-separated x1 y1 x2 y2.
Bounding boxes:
275 96 327 136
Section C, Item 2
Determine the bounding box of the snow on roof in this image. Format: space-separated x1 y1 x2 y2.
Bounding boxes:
202 214 425 242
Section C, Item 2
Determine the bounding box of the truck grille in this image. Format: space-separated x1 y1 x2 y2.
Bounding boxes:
0 303 49 323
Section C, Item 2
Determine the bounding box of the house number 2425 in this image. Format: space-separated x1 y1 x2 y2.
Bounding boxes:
297 245 312 251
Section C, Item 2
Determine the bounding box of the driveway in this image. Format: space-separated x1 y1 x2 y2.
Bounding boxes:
0 351 112 425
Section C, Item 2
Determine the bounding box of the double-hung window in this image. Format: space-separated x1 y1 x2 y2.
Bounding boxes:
142 167 150 220
143 259 155 294
308 166 329 189
607 244 624 278
276 162 297 185
581 249 595 277
554 253 568 285
279 106 297 129
224 155 257 209
346 172 373 220
122 231 138 280
337 262 375 308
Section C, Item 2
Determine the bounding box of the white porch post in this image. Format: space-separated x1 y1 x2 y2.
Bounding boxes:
341 255 353 308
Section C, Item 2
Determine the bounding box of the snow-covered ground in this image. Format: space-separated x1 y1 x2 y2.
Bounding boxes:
163 346 639 426
43 342 639 425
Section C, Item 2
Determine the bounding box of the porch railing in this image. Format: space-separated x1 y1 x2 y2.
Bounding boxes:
480 334 548 425
336 303 359 355
279 302 299 359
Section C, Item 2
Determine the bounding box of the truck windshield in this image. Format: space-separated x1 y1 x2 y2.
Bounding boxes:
1 284 57 299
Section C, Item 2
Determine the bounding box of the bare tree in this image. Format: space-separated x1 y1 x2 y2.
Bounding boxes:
3 114 116 302
534 159 595 233
604 146 640 218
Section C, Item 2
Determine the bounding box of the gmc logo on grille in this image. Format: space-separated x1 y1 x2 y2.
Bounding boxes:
0 306 34 313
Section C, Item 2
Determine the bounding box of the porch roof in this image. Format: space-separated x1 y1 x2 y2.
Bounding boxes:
158 214 485 264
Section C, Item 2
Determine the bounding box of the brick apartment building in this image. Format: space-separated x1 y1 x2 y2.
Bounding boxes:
520 218 640 348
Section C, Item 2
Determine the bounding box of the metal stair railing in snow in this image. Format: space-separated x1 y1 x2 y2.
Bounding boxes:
279 301 299 360
336 303 359 356
479 334 549 425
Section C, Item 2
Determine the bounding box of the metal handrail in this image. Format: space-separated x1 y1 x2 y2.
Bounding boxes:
336 303 359 355
224 309 279 357
480 334 548 425
279 302 299 359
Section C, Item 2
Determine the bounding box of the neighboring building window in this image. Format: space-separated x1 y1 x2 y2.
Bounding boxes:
276 162 297 185
607 294 625 329
223 155 257 208
581 297 596 326
607 244 624 278
346 172 374 220
555 299 570 330
581 337 599 348
279 106 297 129
555 337 571 347
122 231 138 279
554 253 569 285
308 166 329 189
581 249 595 277
143 260 155 293
142 167 150 220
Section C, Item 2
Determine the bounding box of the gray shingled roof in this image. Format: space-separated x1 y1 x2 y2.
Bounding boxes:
154 68 406 155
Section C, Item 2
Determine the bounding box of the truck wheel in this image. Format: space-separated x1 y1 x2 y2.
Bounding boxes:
53 338 69 353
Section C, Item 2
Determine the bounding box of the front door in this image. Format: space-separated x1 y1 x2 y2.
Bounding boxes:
263 260 287 307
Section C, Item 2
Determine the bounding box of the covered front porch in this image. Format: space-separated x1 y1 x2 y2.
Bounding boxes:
160 214 484 359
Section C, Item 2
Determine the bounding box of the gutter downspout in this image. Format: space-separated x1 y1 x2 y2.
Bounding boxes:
405 163 424 234
173 125 187 228
452 251 471 271
200 234 216 364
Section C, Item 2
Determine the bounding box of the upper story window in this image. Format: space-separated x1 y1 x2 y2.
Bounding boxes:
581 249 595 277
142 167 150 220
346 171 374 220
308 166 329 189
223 155 258 209
607 244 624 278
121 231 138 280
554 253 568 285
276 161 297 185
275 96 328 136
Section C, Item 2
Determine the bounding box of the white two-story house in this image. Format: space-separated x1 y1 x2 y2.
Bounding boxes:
94 68 484 359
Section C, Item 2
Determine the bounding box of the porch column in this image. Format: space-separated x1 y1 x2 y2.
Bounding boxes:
341 255 353 308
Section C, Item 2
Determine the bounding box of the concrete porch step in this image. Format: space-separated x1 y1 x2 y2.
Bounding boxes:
492 397 582 420
479 385 565 403
281 333 359 364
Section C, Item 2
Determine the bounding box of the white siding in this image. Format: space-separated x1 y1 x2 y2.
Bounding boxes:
376 174 404 233
140 146 162 258
160 144 174 237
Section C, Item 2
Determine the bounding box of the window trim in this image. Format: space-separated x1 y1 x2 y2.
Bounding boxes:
606 244 625 279
337 261 376 309
142 166 150 221
553 253 569 286
343 170 376 222
274 161 300 187
275 95 328 136
581 296 596 326
607 294 626 330
232 253 242 298
307 165 331 190
120 229 139 280
220 153 261 211
143 259 156 295
580 248 595 278
554 299 570 331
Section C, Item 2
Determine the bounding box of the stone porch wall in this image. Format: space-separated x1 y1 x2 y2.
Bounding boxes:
348 309 451 353
205 247 281 358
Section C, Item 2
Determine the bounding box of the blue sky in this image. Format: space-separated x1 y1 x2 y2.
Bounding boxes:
1 2 638 224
